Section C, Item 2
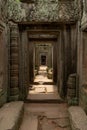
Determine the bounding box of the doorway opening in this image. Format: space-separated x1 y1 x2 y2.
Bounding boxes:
33 43 53 84
41 55 46 65
27 40 60 101
21 23 62 101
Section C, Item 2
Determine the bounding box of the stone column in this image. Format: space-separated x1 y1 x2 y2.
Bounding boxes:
29 41 34 83
9 23 19 101
53 42 57 84
57 30 64 97
19 30 29 100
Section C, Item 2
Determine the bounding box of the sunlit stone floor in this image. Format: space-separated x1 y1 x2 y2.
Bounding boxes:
34 65 53 83
28 84 60 100
29 85 57 94
34 75 53 83
27 66 61 101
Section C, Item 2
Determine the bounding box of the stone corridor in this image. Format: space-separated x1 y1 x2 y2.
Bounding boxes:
1 0 87 130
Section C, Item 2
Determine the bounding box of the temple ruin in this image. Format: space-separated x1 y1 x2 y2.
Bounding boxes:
0 0 87 130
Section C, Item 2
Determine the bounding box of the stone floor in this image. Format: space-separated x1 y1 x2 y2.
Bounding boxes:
0 101 24 130
34 65 53 84
28 68 60 101
28 76 62 101
20 67 71 130
19 103 71 130
29 84 57 94
34 75 53 83
27 84 62 101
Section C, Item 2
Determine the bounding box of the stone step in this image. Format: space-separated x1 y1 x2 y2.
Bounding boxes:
25 99 64 104
68 106 87 130
0 101 24 130
26 93 64 103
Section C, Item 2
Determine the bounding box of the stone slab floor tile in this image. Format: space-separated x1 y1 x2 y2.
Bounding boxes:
19 112 38 130
38 116 71 130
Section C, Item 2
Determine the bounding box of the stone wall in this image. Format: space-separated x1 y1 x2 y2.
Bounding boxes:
77 30 87 112
77 0 87 111
0 0 8 106
56 24 78 97
79 85 87 114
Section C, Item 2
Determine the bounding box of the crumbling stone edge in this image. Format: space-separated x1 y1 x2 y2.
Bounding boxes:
68 106 87 130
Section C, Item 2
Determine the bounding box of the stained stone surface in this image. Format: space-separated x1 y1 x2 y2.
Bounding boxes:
0 0 8 107
40 117 71 130
19 103 71 130
54 118 70 128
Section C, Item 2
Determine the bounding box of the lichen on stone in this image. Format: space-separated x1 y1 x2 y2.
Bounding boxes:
26 0 59 21
24 0 79 22
7 0 26 22
7 0 79 22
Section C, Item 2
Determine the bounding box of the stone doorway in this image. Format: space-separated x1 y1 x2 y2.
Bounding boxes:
19 22 73 100
19 22 62 100
28 41 58 102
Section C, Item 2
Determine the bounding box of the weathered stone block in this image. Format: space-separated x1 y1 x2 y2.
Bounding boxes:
68 106 87 130
0 101 24 130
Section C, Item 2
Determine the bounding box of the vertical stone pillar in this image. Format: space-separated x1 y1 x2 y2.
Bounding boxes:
57 30 65 97
9 23 19 101
19 30 29 100
53 42 57 84
29 41 34 83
